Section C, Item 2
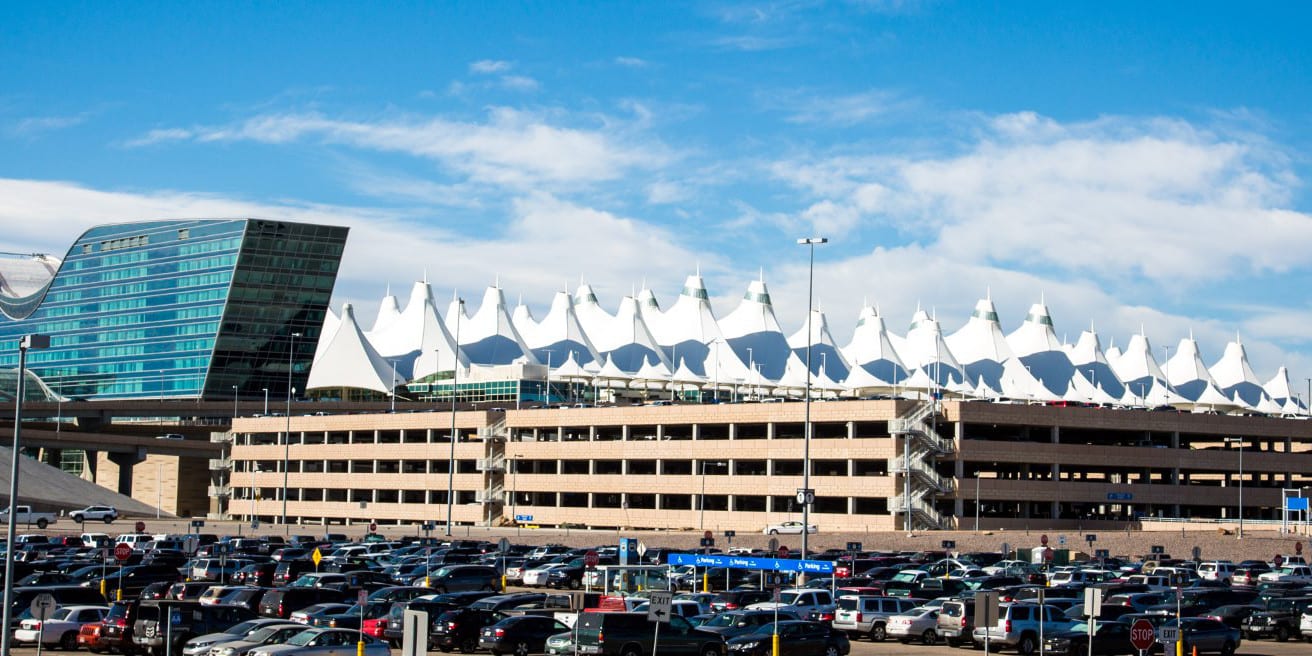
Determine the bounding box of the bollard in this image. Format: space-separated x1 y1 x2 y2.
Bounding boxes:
702 572 709 593
501 575 507 592
357 641 365 656
772 632 780 656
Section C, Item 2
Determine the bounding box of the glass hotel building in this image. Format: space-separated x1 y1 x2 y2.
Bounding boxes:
0 219 348 401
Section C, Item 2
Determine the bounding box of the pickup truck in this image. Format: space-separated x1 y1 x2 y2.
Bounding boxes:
1257 566 1312 585
0 505 57 529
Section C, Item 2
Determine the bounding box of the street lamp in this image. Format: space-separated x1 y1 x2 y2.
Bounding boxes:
3 333 50 656
1225 437 1245 538
281 331 301 535
250 463 260 522
1087 368 1096 403
797 236 827 563
446 298 464 537
232 385 238 421
699 460 727 530
543 350 554 407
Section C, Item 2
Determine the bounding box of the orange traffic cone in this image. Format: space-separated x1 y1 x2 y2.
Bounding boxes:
1192 646 1198 656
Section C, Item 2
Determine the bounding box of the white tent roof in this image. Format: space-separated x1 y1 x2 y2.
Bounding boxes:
1164 335 1218 402
636 286 663 337
444 290 469 337
551 350 597 380
1209 338 1267 408
787 309 852 381
528 291 603 366
371 292 402 334
1110 332 1167 394
1068 329 1127 401
312 306 341 367
946 297 1014 392
589 296 671 374
511 301 538 346
572 283 614 343
1264 366 1306 413
841 305 908 387
306 304 399 394
652 273 739 378
368 281 465 380
461 285 538 366
719 277 792 381
903 310 964 386
1006 302 1064 357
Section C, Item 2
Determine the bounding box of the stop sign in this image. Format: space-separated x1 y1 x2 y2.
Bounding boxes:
778 545 790 559
583 550 599 568
1040 534 1049 546
369 522 377 533
1129 619 1155 651
114 543 132 562
134 521 146 533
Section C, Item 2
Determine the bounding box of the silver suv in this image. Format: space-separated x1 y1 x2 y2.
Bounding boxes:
831 596 918 642
971 603 1073 655
71 506 119 523
936 599 975 647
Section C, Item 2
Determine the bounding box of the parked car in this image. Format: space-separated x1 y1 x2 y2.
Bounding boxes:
1242 595 1312 642
206 623 311 656
761 522 817 535
574 611 724 656
887 606 940 645
936 598 975 647
478 615 571 656
830 596 917 642
246 628 390 656
972 603 1074 655
1042 619 1135 656
72 506 121 524
14 605 109 649
97 599 139 654
428 565 501 593
132 601 258 656
257 588 348 619
697 609 803 640
723 620 849 656
1155 618 1240 655
432 608 508 653
181 618 296 656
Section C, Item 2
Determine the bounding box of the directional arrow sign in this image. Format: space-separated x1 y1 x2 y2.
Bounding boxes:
647 591 673 624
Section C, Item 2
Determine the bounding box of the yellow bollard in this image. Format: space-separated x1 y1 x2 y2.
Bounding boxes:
772 632 780 656
99 580 106 597
501 575 507 592
357 641 365 656
702 572 709 593
116 588 122 601
423 577 430 588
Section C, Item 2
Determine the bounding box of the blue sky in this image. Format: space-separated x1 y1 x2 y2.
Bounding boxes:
3 1 1312 383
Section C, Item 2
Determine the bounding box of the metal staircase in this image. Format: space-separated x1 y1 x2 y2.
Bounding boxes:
889 401 954 531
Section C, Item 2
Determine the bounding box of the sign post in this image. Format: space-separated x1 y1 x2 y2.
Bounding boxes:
648 590 672 656
974 591 998 656
30 593 56 656
114 543 131 601
1130 618 1155 655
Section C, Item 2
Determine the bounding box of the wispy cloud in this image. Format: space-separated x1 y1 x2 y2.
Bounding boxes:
469 59 512 74
126 108 674 188
614 56 648 68
7 113 89 136
771 89 910 126
499 75 540 92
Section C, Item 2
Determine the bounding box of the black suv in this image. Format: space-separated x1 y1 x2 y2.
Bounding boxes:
432 608 507 653
1244 596 1312 642
575 611 724 656
428 565 501 593
382 592 500 646
257 587 348 619
132 601 257 655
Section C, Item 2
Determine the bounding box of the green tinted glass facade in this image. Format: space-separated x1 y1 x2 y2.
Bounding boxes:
0 219 348 400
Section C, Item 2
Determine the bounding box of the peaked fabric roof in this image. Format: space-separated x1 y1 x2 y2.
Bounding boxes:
368 281 464 380
903 310 963 387
307 304 399 393
1165 336 1219 402
787 309 852 381
527 291 602 366
461 285 538 366
1068 329 1126 400
599 296 672 373
841 305 908 387
1209 339 1267 409
650 274 737 378
946 297 1014 392
719 278 792 381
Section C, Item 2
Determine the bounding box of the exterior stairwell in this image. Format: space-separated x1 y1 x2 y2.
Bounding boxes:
889 401 955 531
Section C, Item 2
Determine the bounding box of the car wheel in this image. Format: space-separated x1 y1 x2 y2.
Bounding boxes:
1220 641 1236 656
438 647 453 653
514 641 530 656
701 646 721 656
73 514 85 523
768 530 779 535
1246 631 1259 641
104 516 115 524
823 645 840 656
620 647 642 656
569 578 581 590
1017 634 1037 656
62 631 81 651
460 637 478 653
1277 626 1290 642
37 518 48 529
870 624 886 642
922 629 937 645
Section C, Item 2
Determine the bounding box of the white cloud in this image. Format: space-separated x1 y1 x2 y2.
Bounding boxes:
8 114 88 136
499 75 540 92
469 59 512 74
770 112 1312 290
614 56 648 68
779 89 906 126
128 108 673 188
123 128 194 147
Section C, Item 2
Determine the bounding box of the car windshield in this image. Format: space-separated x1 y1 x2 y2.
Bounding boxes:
778 592 801 605
286 631 322 646
702 614 747 628
247 626 286 641
228 620 264 635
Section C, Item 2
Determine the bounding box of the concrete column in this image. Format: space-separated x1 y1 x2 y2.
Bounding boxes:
728 423 736 440
1051 426 1061 519
846 421 855 439
692 424 700 441
108 447 146 496
767 423 775 440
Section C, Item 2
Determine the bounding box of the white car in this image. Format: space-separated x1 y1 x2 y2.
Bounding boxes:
71 505 119 523
762 521 818 535
14 605 109 649
887 606 941 644
523 563 566 587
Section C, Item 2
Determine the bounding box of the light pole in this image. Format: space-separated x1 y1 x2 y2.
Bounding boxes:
746 347 754 399
1225 437 1245 538
446 298 463 536
390 360 398 413
797 236 827 563
262 388 268 416
156 463 162 519
1087 368 1096 404
3 333 50 656
1306 378 1310 418
699 460 727 530
281 331 301 535
510 455 519 526
232 385 238 421
543 350 554 407
1161 346 1172 397
975 467 981 533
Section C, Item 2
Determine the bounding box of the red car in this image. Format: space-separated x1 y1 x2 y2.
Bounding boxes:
77 622 107 652
362 617 389 642
97 600 137 654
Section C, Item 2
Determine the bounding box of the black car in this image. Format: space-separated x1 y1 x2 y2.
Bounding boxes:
698 610 803 640
1203 605 1263 630
478 615 571 656
132 600 258 655
382 592 501 646
1043 620 1135 656
724 620 848 656
311 601 390 630
257 587 349 619
432 608 507 653
710 590 774 612
233 562 277 587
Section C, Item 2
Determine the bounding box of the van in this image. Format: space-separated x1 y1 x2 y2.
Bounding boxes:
831 596 917 641
428 565 500 593
115 534 153 550
131 600 256 654
936 599 976 647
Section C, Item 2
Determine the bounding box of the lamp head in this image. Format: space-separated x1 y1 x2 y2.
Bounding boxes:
797 237 828 245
